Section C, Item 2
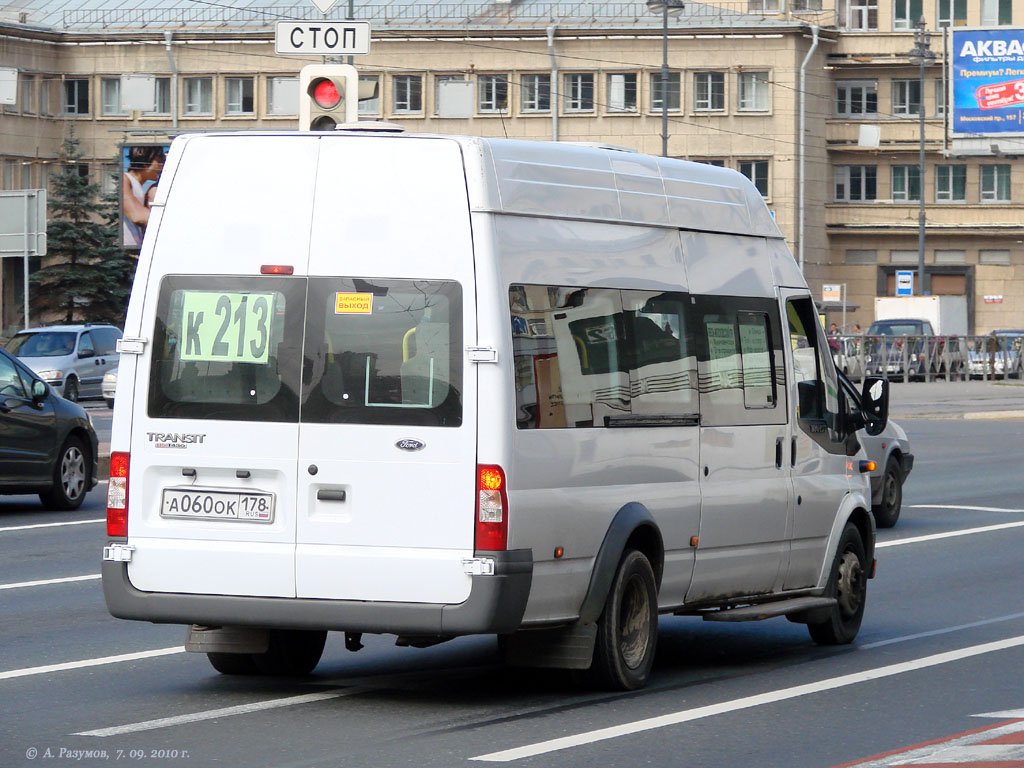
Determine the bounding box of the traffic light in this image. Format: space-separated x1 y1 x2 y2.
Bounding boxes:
299 64 359 130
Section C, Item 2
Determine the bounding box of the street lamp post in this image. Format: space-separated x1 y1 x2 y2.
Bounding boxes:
908 19 934 296
647 0 685 157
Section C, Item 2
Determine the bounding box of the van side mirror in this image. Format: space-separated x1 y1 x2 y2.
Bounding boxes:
31 379 47 403
860 376 889 436
78 348 95 359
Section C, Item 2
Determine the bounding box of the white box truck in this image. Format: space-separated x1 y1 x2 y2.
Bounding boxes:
102 130 890 690
873 296 968 336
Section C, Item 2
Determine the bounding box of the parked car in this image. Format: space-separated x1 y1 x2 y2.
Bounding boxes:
103 367 118 409
5 324 121 402
0 346 99 510
839 370 914 528
968 329 1023 379
864 318 961 381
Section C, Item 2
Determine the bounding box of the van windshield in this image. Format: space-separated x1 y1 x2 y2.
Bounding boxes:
7 332 77 358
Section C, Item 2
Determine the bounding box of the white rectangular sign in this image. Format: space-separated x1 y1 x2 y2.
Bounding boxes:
822 284 842 302
275 21 370 55
0 189 47 256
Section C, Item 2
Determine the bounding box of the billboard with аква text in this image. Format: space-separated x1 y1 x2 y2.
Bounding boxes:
952 28 1024 136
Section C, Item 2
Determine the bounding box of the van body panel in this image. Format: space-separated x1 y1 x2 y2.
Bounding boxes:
767 238 806 289
681 231 777 298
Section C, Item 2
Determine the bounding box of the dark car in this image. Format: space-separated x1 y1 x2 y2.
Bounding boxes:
0 345 99 510
864 318 958 380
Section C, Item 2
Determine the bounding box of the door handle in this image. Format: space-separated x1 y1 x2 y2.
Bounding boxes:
316 489 347 502
791 437 797 467
775 437 784 469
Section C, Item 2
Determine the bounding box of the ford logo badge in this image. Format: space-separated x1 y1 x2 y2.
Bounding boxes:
396 439 426 452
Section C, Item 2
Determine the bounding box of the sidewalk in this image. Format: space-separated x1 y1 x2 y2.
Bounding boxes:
887 380 1024 420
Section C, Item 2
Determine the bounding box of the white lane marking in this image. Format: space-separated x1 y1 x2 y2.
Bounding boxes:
470 635 1024 762
0 647 185 681
0 574 100 591
909 504 1024 513
0 518 104 533
76 689 364 737
975 709 1024 719
876 520 1024 549
861 611 1024 649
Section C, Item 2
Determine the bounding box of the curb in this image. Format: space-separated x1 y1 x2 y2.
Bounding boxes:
893 409 1024 421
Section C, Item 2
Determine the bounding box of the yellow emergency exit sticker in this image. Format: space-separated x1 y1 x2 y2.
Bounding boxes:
335 293 373 314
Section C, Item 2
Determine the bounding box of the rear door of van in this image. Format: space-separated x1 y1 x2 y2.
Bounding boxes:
124 135 320 599
294 136 478 605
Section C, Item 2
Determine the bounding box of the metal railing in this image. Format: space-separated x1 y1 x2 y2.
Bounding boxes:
831 334 1023 384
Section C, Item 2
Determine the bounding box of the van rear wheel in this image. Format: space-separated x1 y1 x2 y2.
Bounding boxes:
207 652 259 675
587 549 658 691
808 522 867 646
251 630 327 676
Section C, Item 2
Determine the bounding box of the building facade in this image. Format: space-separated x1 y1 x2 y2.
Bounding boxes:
0 0 1021 336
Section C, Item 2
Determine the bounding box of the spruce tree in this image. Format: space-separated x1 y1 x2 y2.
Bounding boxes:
31 132 137 326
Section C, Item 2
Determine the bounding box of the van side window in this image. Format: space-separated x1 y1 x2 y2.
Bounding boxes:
694 296 785 427
510 285 697 429
786 297 843 445
302 278 463 427
78 332 94 356
148 276 304 422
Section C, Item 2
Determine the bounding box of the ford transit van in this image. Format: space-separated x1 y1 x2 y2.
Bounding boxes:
103 132 889 690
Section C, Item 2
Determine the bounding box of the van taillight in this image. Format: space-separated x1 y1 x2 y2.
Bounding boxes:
475 464 508 552
107 452 130 537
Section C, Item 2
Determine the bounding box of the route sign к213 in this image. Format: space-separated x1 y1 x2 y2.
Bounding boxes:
952 28 1024 135
275 21 370 56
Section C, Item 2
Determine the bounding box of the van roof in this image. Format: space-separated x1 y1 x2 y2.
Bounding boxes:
169 132 783 241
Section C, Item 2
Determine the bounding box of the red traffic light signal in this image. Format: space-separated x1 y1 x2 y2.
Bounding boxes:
311 79 342 109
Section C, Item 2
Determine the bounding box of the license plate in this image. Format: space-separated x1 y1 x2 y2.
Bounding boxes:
160 488 275 523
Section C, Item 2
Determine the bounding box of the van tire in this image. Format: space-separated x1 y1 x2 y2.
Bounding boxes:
872 456 902 529
251 630 327 676
39 437 90 511
808 522 867 646
63 377 79 403
207 652 259 675
587 549 658 691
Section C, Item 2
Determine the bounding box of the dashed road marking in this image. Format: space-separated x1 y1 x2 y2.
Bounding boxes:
0 574 100 591
470 636 1024 762
877 521 1024 549
0 648 185 681
0 518 104 533
909 504 1024 514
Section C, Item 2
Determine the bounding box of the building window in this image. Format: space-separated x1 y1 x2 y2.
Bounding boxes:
433 74 466 116
892 165 921 201
650 72 680 112
890 250 918 264
893 79 922 116
738 72 770 111
738 160 769 197
845 249 877 264
62 78 89 115
142 77 171 115
694 158 726 167
564 73 595 112
267 77 298 115
521 74 551 112
225 77 254 115
937 0 966 27
841 0 879 30
893 0 922 29
935 164 966 201
979 249 1011 265
748 0 781 9
358 75 381 115
40 79 52 115
607 73 637 112
393 75 423 113
101 78 127 116
20 75 33 114
20 163 31 189
935 79 945 116
183 77 212 115
101 163 119 195
934 249 966 264
835 165 877 201
981 165 1011 202
694 71 725 111
836 81 878 115
478 74 509 113
981 0 1012 25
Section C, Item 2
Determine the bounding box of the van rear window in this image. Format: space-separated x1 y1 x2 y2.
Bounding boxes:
301 278 462 427
148 276 304 422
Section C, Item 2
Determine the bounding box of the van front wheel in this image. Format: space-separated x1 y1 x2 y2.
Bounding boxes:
589 549 658 691
808 523 867 646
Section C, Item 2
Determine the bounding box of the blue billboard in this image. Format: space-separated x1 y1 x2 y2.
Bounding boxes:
951 28 1024 136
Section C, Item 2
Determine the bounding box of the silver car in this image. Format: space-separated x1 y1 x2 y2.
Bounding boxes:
840 371 914 528
5 324 122 403
103 366 118 409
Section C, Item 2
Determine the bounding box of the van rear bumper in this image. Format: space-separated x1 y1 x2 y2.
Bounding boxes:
102 549 533 636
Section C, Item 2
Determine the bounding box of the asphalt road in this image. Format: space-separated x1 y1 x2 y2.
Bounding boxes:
2 419 1023 768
